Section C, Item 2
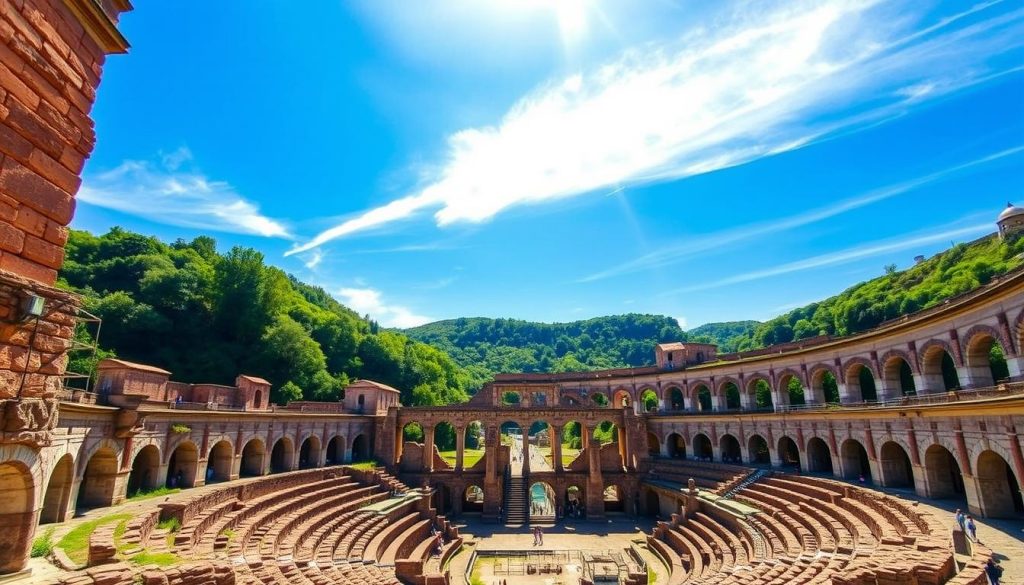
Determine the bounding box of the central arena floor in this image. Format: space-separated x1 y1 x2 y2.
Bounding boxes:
448 517 667 585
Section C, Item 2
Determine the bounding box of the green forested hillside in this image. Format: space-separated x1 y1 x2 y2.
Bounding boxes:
402 315 691 391
686 320 760 352
729 235 1024 350
60 228 468 406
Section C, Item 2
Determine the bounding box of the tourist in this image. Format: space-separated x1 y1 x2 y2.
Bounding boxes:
966 516 978 542
532 526 539 546
985 559 1002 584
538 526 544 545
955 509 966 532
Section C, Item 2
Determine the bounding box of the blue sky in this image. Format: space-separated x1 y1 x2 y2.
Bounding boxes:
73 0 1024 329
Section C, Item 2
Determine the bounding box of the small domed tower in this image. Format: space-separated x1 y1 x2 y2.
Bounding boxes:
997 203 1024 240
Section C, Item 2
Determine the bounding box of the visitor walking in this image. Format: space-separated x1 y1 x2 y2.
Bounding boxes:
966 516 978 542
537 526 544 546
532 526 539 546
955 509 966 532
985 559 1002 584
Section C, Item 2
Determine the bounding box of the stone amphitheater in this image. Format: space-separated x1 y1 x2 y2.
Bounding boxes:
0 2 1020 585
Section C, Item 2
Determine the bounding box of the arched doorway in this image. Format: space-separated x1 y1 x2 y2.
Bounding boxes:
964 332 1010 388
924 445 965 500
882 356 916 397
127 444 160 496
566 486 584 519
351 434 369 462
692 433 712 461
0 462 34 572
603 485 624 513
270 438 294 473
666 433 686 458
975 450 1024 518
299 435 321 469
434 421 457 468
644 489 661 518
40 454 73 524
921 343 960 392
845 362 878 402
613 389 632 409
878 441 913 488
809 368 839 404
720 434 741 463
530 482 556 519
693 385 712 412
750 378 773 409
528 420 553 471
666 387 684 411
462 421 485 470
77 447 119 512
240 438 266 477
840 439 871 482
166 441 199 488
748 435 770 465
777 436 800 470
640 389 659 413
721 382 741 410
806 437 833 474
464 485 484 514
432 484 452 516
646 432 660 457
325 435 346 465
777 373 805 407
207 440 233 483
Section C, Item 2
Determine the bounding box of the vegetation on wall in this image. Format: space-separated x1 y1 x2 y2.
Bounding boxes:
59 228 468 407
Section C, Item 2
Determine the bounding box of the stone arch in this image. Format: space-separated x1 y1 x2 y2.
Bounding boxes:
40 453 74 524
77 446 119 512
644 488 661 518
880 350 917 397
720 433 741 463
777 436 800 469
717 377 741 410
612 387 633 409
746 376 773 409
590 390 610 408
240 437 266 477
808 364 840 404
924 444 965 500
975 450 1023 518
692 432 713 460
806 437 833 474
844 357 878 402
397 421 424 466
351 434 370 462
529 482 556 519
840 438 872 481
963 325 1011 388
603 484 624 513
207 440 233 483
0 461 35 572
299 434 322 469
566 485 585 519
639 388 660 413
878 441 914 488
665 386 685 411
747 434 770 464
646 432 660 457
127 444 160 495
776 369 805 406
270 437 295 473
691 383 712 412
325 435 346 465
166 440 199 488
919 339 961 392
463 485 484 514
666 433 686 458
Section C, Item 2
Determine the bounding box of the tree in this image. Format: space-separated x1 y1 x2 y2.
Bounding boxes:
276 381 303 405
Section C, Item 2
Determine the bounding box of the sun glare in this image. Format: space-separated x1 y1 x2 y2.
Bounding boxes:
493 0 589 42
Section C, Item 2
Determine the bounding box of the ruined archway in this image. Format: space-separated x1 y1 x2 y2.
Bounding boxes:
879 441 913 488
298 435 321 469
777 436 800 469
692 433 713 461
207 440 233 483
351 434 369 462
975 450 1023 518
40 454 74 524
0 462 34 573
666 433 686 458
127 444 160 496
325 435 346 465
603 484 624 513
845 360 878 402
964 330 1010 388
462 420 485 470
530 482 556 519
776 371 805 407
640 388 659 413
240 438 266 477
693 384 712 411
612 388 632 409
924 444 965 500
464 485 484 514
566 485 585 519
666 386 684 411
921 342 961 392
882 354 916 397
166 441 199 488
720 433 741 463
77 447 119 513
433 421 457 468
646 432 660 457
270 437 294 473
840 439 871 482
747 434 770 465
806 437 833 474
750 378 773 409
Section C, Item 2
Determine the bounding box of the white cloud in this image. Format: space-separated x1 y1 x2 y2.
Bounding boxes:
288 0 1022 255
578 146 1024 281
336 287 433 328
675 316 688 329
80 153 290 238
302 249 324 270
663 222 993 295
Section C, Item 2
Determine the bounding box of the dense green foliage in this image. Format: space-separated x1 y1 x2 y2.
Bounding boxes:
727 235 1024 351
686 320 760 352
403 315 689 391
60 228 468 406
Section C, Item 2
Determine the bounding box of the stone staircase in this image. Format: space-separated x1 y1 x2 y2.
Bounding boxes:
722 468 771 499
505 476 527 525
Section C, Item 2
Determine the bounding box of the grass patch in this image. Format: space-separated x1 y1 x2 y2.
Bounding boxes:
220 528 236 542
31 527 54 558
130 551 179 567
537 445 582 467
157 517 181 532
127 486 180 501
648 565 658 584
57 513 133 565
438 449 484 468
348 460 380 471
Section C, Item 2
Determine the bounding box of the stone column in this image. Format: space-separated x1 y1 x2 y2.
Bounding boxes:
586 428 605 520
711 393 725 412
682 393 693 412
552 424 564 472
423 425 435 473
483 427 501 521
837 383 854 404
739 391 752 411
455 426 466 472
521 428 531 474
956 365 982 389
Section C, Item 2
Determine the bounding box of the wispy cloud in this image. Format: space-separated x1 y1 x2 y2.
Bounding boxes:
80 149 290 238
302 249 324 270
578 146 1024 282
336 286 433 328
287 0 1023 255
662 222 992 295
